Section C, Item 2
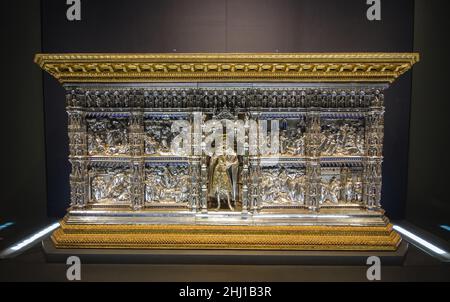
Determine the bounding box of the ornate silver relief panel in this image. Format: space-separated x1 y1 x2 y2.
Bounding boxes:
88 166 132 205
320 166 363 206
144 164 190 206
63 86 387 214
260 166 307 207
319 117 365 156
87 117 130 156
279 118 306 156
144 119 176 156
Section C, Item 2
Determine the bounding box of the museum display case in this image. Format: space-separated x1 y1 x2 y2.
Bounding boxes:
34 52 419 251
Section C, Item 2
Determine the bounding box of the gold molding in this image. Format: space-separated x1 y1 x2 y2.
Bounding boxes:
34 52 419 84
52 218 401 251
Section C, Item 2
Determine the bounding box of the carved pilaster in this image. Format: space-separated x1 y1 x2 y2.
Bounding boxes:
248 159 261 213
189 156 201 213
305 111 321 211
67 110 87 157
363 106 384 209
241 162 249 214
248 111 262 213
67 91 88 208
130 160 144 210
200 158 208 214
363 159 382 209
198 111 208 214
129 111 144 157
129 110 144 210
189 111 202 213
305 161 321 211
69 159 88 208
365 109 384 157
241 114 250 214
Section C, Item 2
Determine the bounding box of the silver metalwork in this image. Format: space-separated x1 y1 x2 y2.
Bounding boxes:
261 167 306 205
89 167 131 204
64 85 388 224
87 118 130 155
144 165 190 205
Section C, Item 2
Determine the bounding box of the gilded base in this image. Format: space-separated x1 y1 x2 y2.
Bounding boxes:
52 219 401 251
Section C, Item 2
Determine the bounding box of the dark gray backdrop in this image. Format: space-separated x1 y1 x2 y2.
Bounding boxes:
40 0 414 219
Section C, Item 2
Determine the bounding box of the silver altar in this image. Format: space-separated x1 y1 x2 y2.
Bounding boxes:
35 53 419 250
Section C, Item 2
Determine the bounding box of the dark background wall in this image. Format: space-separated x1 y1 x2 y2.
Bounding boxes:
1 1 47 234
2 0 448 241
41 0 414 219
408 0 450 239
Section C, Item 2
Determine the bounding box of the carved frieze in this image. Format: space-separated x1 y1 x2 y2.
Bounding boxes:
66 88 383 109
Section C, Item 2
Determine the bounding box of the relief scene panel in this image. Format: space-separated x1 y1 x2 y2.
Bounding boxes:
89 166 131 205
144 120 176 156
279 118 306 156
87 117 130 156
144 165 190 205
319 118 365 156
261 166 306 206
320 167 363 205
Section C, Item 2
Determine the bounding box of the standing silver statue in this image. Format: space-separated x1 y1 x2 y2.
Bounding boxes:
208 152 239 211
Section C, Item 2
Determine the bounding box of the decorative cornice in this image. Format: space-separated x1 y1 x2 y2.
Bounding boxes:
34 53 419 84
